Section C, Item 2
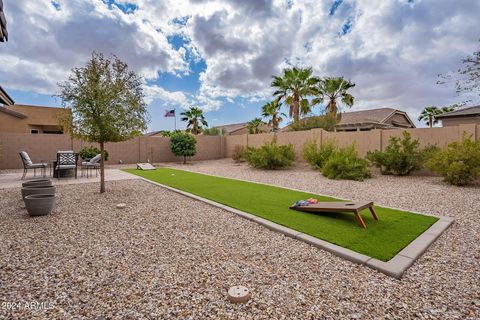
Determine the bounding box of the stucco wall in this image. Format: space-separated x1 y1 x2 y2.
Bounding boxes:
0 134 226 169
1 124 478 169
441 117 480 127
0 105 68 134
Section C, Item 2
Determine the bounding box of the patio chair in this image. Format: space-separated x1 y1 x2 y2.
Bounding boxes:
81 153 101 177
19 151 47 180
56 151 78 179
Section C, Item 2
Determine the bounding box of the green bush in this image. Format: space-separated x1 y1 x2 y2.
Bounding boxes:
170 132 197 164
79 146 109 161
232 145 246 162
303 139 336 169
322 144 371 181
426 135 480 185
202 127 220 136
291 113 338 132
245 139 295 169
366 131 424 176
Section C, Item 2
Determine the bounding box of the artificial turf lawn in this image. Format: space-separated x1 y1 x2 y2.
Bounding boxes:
125 167 438 261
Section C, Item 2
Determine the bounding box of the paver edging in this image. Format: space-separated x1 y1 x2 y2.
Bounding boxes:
137 176 453 279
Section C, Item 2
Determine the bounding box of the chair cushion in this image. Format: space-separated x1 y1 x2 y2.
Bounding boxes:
57 164 76 169
27 163 47 168
89 154 101 164
20 151 33 165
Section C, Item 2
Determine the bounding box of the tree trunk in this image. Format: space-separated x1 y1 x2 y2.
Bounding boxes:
183 155 186 164
293 94 299 129
429 115 433 128
100 141 105 193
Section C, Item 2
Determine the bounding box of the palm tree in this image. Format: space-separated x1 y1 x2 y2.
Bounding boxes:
261 100 286 131
247 118 264 134
418 106 441 128
418 106 455 127
180 107 208 135
315 77 355 115
271 67 320 129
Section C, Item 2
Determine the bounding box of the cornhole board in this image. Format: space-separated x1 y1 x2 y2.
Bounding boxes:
290 201 379 229
136 163 156 170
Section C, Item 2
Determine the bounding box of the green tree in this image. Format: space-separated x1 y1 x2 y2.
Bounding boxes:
180 107 208 135
247 118 264 134
261 100 286 130
271 67 320 129
315 77 355 115
170 132 197 164
57 52 148 193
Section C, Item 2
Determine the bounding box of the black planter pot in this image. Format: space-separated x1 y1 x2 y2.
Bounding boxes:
22 179 52 188
24 194 56 216
21 185 56 200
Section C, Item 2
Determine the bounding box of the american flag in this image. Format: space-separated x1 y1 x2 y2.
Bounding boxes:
164 109 175 117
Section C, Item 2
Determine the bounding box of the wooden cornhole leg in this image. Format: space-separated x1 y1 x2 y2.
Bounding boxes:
354 210 367 229
369 206 379 221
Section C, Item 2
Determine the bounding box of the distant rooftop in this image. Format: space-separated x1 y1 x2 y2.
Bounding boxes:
212 122 249 134
435 105 480 118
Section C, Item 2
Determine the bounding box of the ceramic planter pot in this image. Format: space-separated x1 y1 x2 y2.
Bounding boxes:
21 185 56 200
24 194 56 216
22 179 52 188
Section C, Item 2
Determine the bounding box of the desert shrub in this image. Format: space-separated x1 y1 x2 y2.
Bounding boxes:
303 139 337 169
245 139 295 169
170 132 197 164
366 131 424 176
425 135 480 185
79 146 109 161
322 144 371 181
232 145 246 162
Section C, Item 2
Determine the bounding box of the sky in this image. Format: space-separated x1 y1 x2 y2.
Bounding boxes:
0 0 479 131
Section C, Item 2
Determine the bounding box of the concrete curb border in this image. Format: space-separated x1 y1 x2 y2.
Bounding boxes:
138 176 454 279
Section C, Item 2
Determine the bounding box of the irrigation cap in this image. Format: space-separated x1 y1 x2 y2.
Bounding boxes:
227 285 251 303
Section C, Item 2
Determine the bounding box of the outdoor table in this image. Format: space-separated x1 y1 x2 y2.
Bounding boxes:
290 201 379 229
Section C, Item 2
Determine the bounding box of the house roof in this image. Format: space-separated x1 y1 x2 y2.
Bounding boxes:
144 130 163 136
0 85 14 105
213 122 249 134
435 105 480 119
336 107 415 128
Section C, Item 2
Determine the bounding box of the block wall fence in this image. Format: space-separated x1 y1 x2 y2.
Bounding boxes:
0 124 478 169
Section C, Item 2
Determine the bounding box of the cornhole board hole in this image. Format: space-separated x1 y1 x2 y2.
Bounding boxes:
290 201 379 229
136 163 156 170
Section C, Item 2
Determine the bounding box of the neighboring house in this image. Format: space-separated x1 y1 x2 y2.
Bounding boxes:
280 107 416 132
212 122 272 135
144 130 165 137
435 105 480 127
335 108 416 131
0 85 69 134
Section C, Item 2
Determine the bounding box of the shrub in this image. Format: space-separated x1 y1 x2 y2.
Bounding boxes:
303 139 337 169
366 131 424 176
290 113 337 132
245 139 295 169
322 144 371 181
79 146 109 161
232 145 246 162
170 132 197 164
202 127 220 136
426 135 480 185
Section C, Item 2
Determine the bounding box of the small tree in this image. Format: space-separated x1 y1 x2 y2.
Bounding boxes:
57 52 149 193
170 132 197 164
247 118 264 134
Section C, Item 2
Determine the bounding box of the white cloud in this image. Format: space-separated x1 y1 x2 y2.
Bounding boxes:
1 0 479 120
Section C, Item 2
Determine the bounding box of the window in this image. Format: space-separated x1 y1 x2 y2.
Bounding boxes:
30 129 39 134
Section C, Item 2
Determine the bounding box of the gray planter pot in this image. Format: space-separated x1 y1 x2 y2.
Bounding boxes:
21 185 56 200
24 194 56 216
22 179 52 188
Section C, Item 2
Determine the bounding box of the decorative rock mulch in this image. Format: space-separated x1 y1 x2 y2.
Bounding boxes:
0 163 479 318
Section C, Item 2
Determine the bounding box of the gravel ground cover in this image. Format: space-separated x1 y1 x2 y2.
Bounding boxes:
0 161 479 319
126 167 437 261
